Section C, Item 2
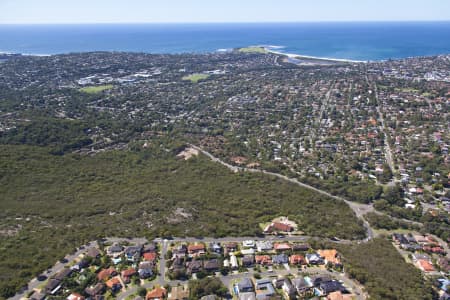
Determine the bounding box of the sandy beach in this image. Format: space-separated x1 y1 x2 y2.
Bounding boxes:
264 47 368 63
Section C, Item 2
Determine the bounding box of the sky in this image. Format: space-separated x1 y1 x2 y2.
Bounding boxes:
0 0 449 24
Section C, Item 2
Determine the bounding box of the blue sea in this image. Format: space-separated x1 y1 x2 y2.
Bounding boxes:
0 22 449 61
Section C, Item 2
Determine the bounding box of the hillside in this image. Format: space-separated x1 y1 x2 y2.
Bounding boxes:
0 141 365 298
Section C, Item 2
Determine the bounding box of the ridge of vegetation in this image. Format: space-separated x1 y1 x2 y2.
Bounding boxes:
0 140 365 298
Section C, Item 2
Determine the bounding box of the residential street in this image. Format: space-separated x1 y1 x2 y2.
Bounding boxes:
188 144 376 240
115 236 367 300
9 241 98 300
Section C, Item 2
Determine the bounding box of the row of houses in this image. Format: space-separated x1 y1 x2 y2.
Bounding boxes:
234 275 353 300
169 240 342 279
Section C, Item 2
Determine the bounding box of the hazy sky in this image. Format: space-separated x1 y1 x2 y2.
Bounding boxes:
1 0 449 24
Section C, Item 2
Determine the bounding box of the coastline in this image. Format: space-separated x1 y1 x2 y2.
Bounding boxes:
262 46 368 63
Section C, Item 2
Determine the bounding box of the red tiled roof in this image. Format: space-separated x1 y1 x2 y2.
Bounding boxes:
121 268 136 278
255 255 272 265
143 252 157 261
146 287 166 300
417 259 435 272
318 249 341 265
97 268 116 281
187 244 205 253
289 254 305 265
67 293 85 300
105 277 121 289
272 222 293 232
274 243 292 251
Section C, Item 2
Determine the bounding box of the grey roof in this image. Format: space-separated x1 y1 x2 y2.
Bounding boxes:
53 268 72 281
283 278 296 295
237 278 254 292
143 243 157 252
109 244 124 253
292 276 310 289
319 280 345 294
85 283 105 296
30 292 46 300
272 254 288 264
204 259 220 270
292 243 311 251
239 292 256 300
45 279 61 293
255 278 272 287
86 247 101 258
242 255 254 265
125 245 142 255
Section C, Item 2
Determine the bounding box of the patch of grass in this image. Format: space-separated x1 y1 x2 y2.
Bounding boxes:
238 47 267 54
182 74 210 83
79 84 113 94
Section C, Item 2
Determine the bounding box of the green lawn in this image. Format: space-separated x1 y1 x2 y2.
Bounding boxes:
238 47 267 54
182 73 210 83
79 84 113 93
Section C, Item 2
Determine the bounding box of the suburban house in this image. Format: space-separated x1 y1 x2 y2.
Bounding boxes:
146 287 167 300
170 257 185 274
290 254 306 265
143 252 158 263
204 259 220 272
256 241 273 252
292 243 310 251
291 276 311 296
143 243 157 253
282 279 297 299
416 259 435 272
125 245 142 262
138 261 154 279
121 268 136 284
306 253 324 265
238 292 256 300
107 244 124 258
97 267 117 281
327 291 354 300
274 243 292 252
30 292 46 300
264 222 294 233
255 279 276 299
186 260 203 274
318 249 342 266
105 277 122 293
241 248 255 255
172 244 187 258
67 293 85 300
272 254 289 265
209 242 222 254
187 244 205 257
86 247 101 259
255 255 272 266
318 280 346 296
237 278 254 293
168 285 189 300
224 242 238 254
45 279 62 295
242 240 255 248
85 283 105 298
242 255 255 267
230 254 239 269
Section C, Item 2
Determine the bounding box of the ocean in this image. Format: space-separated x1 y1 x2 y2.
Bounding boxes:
0 22 449 61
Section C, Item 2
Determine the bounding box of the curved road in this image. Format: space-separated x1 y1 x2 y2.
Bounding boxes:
188 144 375 240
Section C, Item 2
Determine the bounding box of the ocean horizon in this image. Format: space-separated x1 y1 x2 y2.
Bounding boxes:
0 22 449 61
